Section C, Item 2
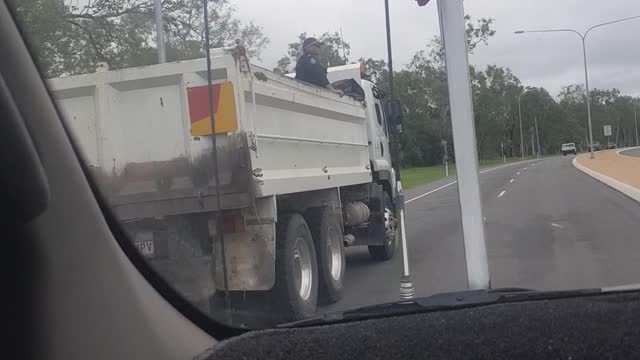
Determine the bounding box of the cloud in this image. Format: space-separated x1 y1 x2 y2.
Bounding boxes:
232 0 640 97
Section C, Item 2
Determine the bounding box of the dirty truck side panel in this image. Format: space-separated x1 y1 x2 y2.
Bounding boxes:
247 68 371 197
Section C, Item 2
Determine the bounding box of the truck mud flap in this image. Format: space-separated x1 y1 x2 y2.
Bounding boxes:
359 183 386 246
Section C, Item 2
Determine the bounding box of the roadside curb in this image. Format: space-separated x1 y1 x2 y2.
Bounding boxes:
572 156 640 203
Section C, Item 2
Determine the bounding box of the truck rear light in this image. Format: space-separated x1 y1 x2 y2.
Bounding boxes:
222 210 245 234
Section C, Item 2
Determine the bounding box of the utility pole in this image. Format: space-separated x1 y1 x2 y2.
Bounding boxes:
635 102 639 147
387 0 414 301
534 117 541 159
384 0 394 96
383 0 401 182
517 94 525 158
442 139 449 176
155 0 166 63
437 0 489 290
531 132 535 157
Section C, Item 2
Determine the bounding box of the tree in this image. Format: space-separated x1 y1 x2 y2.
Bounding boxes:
559 85 639 148
471 65 522 159
359 58 387 85
10 0 269 77
273 32 350 74
394 15 497 165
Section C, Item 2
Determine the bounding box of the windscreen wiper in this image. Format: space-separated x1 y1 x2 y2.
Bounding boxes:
280 287 603 328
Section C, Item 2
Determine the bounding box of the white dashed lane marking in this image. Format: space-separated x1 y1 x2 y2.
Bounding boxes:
509 179 514 183
405 160 539 204
498 190 506 198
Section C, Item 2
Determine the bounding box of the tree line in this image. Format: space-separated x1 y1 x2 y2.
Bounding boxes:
12 1 639 168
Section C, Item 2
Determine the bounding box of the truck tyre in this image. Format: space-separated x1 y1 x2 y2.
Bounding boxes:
306 207 345 304
368 191 397 261
273 213 318 321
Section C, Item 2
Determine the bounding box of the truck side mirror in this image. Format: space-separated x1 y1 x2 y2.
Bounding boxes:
386 99 403 132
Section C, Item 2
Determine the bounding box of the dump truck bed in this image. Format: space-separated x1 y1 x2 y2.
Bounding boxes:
49 47 371 220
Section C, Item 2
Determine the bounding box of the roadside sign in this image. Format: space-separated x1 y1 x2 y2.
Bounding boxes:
604 125 612 137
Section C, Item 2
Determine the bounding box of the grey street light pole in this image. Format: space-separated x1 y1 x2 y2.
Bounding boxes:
534 116 541 159
635 102 639 147
517 93 525 159
436 0 490 290
155 0 166 64
515 15 640 160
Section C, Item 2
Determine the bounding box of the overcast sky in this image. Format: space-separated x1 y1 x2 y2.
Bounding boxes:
231 0 640 98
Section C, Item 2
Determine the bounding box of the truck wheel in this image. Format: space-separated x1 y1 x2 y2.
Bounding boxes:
368 192 397 261
273 213 318 321
306 207 345 304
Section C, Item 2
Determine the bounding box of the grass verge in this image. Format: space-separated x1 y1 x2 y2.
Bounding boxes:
400 157 532 190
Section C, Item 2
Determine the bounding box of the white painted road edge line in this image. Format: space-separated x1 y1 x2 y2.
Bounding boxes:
498 190 506 198
405 159 537 204
572 157 640 203
405 181 457 204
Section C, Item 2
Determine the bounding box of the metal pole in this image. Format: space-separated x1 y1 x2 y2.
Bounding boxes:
387 0 413 301
398 207 415 300
155 0 166 63
518 94 525 158
531 132 535 157
383 0 402 184
635 102 639 147
443 139 449 176
437 0 490 290
384 0 394 96
534 117 541 159
203 0 230 323
581 37 595 159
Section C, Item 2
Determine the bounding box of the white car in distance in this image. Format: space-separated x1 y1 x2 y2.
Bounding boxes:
561 143 577 156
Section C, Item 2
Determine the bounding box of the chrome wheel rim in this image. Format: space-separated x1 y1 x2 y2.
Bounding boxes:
293 237 313 300
326 224 343 281
384 208 398 246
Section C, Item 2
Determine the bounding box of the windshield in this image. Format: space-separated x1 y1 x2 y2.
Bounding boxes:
9 0 640 330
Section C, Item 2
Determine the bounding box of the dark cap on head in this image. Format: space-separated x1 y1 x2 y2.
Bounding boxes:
302 37 322 51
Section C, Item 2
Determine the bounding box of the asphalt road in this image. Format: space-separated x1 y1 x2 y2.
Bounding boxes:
322 155 640 313
620 148 640 157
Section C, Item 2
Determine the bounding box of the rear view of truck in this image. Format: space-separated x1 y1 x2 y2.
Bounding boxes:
49 45 400 326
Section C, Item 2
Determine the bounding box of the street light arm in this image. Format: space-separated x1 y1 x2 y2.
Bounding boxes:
515 28 583 39
584 15 640 38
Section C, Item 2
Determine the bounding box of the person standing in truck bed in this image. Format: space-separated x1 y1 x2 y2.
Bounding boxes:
295 37 343 96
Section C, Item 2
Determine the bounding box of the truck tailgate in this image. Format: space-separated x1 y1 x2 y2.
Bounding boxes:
49 53 252 220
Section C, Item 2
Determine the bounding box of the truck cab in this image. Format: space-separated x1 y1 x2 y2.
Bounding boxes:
327 64 398 197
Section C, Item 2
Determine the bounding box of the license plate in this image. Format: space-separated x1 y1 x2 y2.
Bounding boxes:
135 240 155 258
134 232 155 258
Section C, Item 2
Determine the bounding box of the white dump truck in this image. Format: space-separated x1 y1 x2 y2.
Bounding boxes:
49 45 404 325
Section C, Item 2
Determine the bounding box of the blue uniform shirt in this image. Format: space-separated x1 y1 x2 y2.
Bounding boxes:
295 54 330 87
